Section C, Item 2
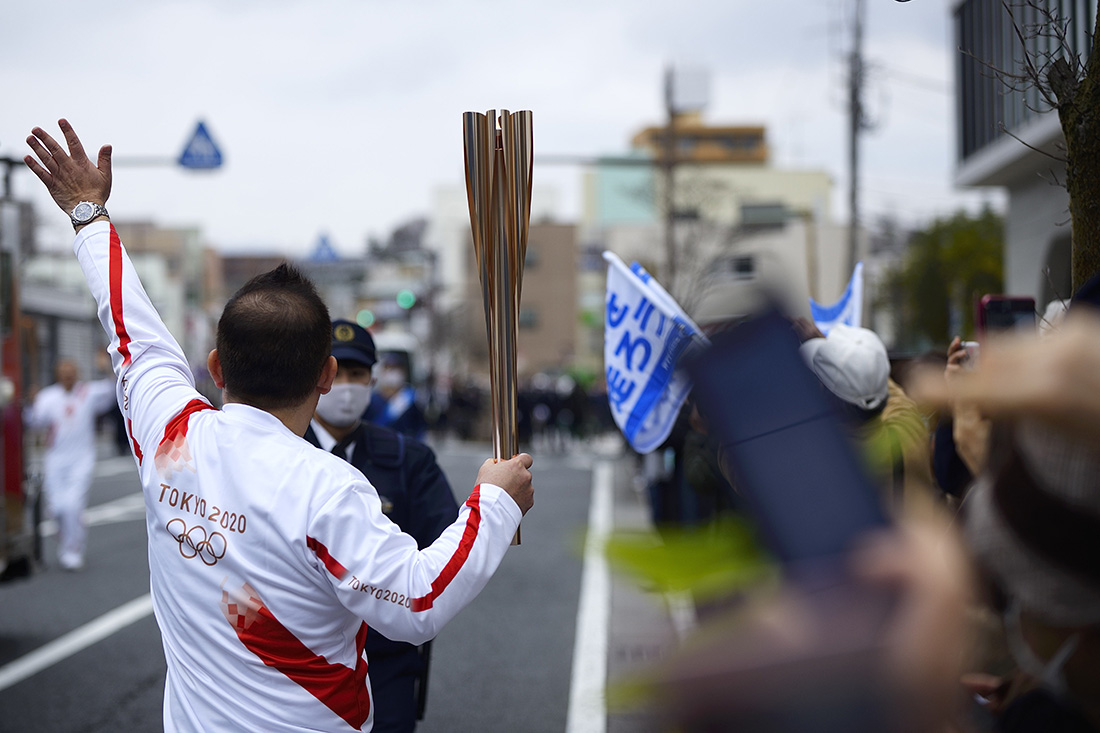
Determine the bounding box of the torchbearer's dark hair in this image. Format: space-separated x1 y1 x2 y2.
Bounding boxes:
216 263 331 410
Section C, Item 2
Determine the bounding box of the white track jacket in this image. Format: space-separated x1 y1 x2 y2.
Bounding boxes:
25 378 115 488
74 222 522 732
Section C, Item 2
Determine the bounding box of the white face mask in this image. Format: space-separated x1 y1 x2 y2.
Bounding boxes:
378 369 405 389
315 383 373 427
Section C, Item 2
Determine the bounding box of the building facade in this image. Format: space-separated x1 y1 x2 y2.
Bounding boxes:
954 0 1095 306
461 221 578 381
576 111 852 371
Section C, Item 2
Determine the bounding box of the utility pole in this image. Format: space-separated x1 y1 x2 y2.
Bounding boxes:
847 0 865 276
662 66 678 291
0 156 20 201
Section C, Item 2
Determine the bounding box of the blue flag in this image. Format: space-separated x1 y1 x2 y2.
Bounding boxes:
810 261 864 336
603 252 707 454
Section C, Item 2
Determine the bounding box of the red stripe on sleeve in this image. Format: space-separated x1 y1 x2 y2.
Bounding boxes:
410 486 483 612
108 225 133 367
153 399 214 476
157 398 215 449
127 418 143 463
307 536 349 580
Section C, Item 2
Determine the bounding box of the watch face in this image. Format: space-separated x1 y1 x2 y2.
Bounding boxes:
72 202 94 222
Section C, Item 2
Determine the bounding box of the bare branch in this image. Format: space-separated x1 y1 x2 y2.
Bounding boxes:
1037 170 1064 189
993 1 1082 109
999 122 1068 163
1005 1 1044 86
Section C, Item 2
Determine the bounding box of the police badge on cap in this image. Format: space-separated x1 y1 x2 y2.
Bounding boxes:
329 319 377 368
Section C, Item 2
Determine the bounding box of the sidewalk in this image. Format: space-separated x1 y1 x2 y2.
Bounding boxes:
595 438 685 733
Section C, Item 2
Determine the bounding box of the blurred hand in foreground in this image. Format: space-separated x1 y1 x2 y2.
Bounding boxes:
912 309 1100 448
852 517 976 725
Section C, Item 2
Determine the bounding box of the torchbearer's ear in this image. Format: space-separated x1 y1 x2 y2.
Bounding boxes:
207 349 226 389
318 355 338 395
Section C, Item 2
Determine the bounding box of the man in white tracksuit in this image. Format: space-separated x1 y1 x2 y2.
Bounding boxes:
25 120 534 732
24 359 116 570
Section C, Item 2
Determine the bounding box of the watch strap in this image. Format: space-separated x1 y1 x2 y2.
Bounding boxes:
70 202 110 229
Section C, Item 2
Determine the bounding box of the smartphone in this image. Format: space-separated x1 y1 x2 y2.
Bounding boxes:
961 341 980 370
685 308 889 580
977 295 1036 338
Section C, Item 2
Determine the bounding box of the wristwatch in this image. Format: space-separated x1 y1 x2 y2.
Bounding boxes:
70 201 110 229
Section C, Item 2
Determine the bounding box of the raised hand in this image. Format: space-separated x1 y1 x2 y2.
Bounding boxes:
25 119 112 215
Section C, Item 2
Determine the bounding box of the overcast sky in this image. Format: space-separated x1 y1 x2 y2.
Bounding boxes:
2 0 1002 258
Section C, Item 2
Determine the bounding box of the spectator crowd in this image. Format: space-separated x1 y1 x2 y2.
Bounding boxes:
631 276 1100 732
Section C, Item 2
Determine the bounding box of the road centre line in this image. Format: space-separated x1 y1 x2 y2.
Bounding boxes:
565 459 613 733
0 594 154 692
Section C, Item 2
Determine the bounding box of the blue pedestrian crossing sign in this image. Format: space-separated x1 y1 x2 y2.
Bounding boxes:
178 121 223 170
308 234 341 263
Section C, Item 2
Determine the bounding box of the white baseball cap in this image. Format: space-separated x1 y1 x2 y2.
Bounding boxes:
799 324 890 411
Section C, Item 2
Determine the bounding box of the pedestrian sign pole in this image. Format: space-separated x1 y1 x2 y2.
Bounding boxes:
67 120 225 170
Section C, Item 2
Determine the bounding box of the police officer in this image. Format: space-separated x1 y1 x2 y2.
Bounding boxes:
305 319 460 733
366 355 430 441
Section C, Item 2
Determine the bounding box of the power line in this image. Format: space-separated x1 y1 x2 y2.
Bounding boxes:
879 64 952 95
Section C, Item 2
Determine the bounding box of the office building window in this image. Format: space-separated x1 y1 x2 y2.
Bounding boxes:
955 0 1093 162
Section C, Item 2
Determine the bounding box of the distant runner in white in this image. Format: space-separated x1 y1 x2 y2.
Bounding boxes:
24 119 535 733
24 358 115 570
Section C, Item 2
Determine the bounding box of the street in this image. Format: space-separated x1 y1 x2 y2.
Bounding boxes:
0 436 673 733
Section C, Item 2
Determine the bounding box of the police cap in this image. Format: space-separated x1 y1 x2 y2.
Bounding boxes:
330 319 377 368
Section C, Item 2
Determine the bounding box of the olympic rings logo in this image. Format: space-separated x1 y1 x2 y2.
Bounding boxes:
166 518 227 566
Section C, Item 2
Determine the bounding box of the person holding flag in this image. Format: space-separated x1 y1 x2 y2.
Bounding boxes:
602 252 708 456
602 252 715 527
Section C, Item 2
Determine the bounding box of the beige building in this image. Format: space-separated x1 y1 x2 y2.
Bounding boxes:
576 112 854 372
625 113 833 234
112 221 222 365
21 220 223 385
463 221 578 381
632 119 771 165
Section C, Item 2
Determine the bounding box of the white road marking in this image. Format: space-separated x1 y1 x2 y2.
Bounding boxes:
565 459 613 733
38 492 146 538
665 590 698 642
0 594 154 692
94 455 138 478
85 493 147 526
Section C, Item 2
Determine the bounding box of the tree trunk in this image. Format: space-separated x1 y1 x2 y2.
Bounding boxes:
1053 7 1100 292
